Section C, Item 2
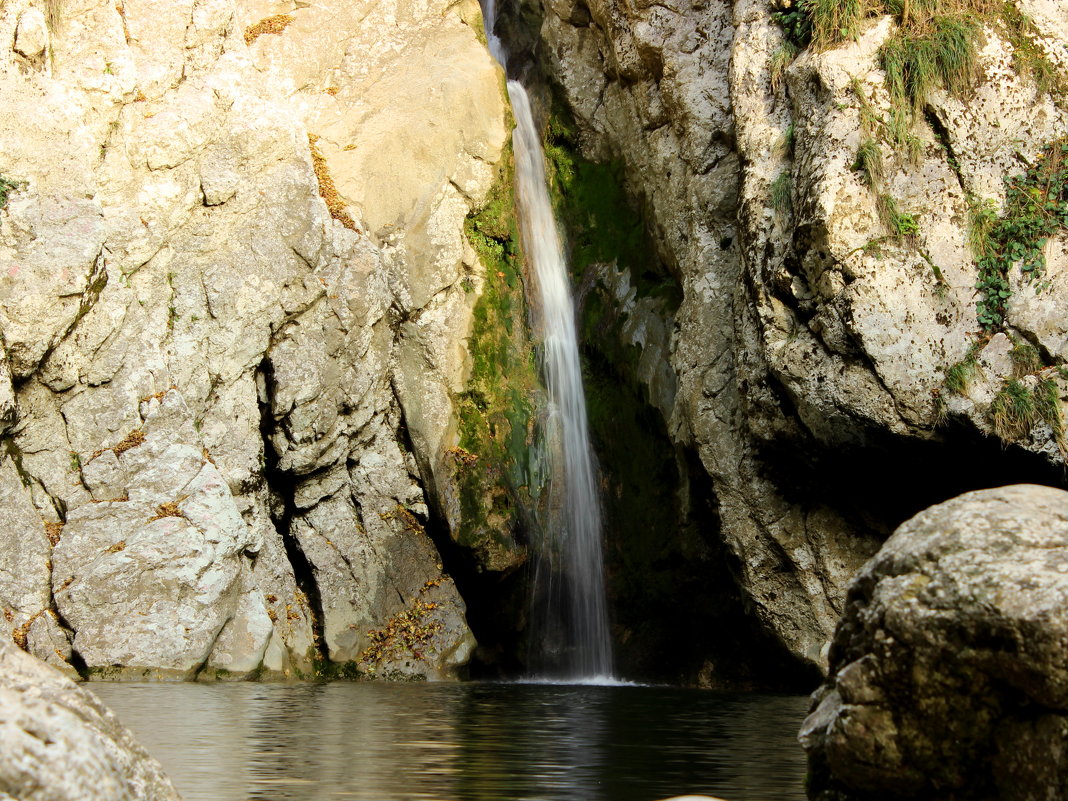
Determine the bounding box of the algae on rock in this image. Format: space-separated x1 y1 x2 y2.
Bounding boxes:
449 146 545 575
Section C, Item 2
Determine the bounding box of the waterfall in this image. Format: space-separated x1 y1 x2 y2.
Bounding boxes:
480 2 613 680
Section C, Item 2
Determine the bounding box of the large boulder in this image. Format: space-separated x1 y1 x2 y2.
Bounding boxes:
0 636 180 800
800 484 1068 801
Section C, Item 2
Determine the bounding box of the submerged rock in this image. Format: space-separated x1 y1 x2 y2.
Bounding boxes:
0 637 180 800
800 484 1068 801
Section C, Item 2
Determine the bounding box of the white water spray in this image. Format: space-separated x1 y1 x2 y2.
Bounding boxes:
480 1 612 680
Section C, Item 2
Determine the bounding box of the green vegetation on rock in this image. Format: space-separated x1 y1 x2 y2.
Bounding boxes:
0 175 24 209
973 137 1068 329
771 171 794 218
777 0 1064 155
988 375 1064 452
458 145 543 568
544 103 680 306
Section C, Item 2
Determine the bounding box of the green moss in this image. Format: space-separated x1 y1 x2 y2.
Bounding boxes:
457 145 543 563
544 102 681 307
312 658 364 680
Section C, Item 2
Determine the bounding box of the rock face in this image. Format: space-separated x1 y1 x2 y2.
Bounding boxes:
527 0 1068 674
0 636 180 799
0 0 510 679
800 484 1068 801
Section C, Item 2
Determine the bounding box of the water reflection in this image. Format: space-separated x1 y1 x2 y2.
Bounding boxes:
93 682 807 801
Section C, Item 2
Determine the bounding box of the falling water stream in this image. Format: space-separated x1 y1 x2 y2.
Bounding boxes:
482 1 612 680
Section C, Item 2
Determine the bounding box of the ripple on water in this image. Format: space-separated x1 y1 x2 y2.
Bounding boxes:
93 681 809 801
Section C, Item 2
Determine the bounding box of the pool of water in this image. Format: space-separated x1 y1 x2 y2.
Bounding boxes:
93 681 809 801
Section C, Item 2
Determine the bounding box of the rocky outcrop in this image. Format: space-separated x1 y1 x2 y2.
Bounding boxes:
0 0 510 679
0 636 180 799
528 0 1068 674
800 484 1068 801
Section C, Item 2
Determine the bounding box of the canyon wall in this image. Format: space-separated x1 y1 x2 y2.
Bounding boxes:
0 0 514 679
2 0 1067 683
532 0 1068 674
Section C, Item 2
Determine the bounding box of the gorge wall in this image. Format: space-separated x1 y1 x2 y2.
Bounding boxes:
524 0 1068 679
0 0 512 680
0 0 1066 684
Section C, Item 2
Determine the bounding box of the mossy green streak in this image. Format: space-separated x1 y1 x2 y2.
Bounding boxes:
457 143 543 568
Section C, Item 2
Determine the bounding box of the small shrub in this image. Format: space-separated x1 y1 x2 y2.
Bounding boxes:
772 2 814 48
0 175 24 209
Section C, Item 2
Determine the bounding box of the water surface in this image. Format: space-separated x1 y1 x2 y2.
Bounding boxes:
94 682 808 801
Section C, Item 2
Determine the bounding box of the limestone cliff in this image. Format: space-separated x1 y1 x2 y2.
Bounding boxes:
4 0 1067 686
0 0 513 679
526 0 1068 676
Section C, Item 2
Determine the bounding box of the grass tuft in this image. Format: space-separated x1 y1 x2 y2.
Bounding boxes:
988 375 1064 453
771 41 802 90
1009 336 1042 378
877 193 919 239
854 138 885 188
990 378 1036 441
771 170 794 217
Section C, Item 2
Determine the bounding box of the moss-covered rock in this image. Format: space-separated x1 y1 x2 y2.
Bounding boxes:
446 146 547 574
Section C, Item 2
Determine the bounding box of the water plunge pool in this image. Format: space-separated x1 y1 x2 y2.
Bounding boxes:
94 681 808 801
